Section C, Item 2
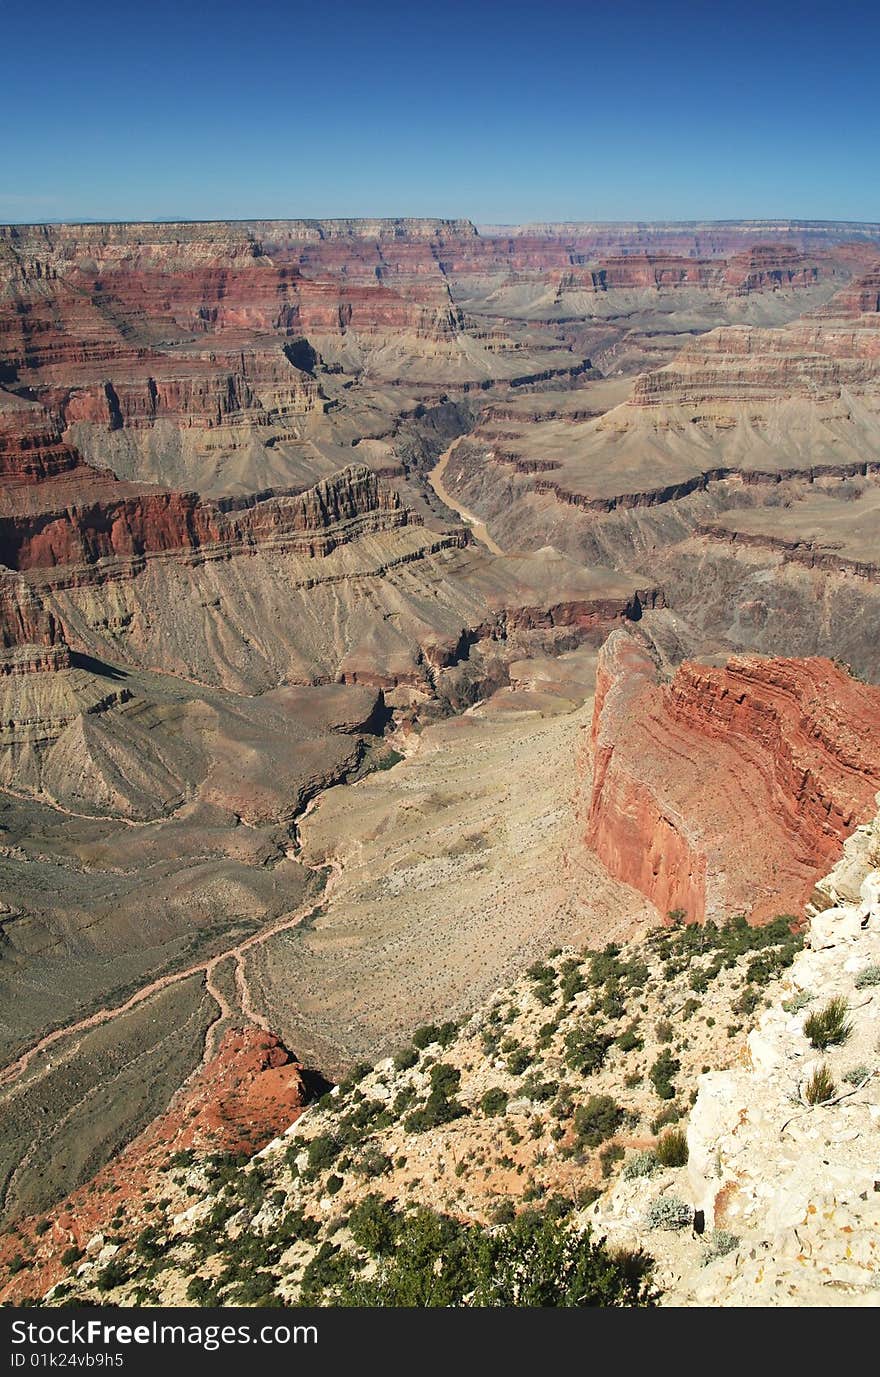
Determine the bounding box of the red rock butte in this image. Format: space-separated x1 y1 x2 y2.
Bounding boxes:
586 630 880 923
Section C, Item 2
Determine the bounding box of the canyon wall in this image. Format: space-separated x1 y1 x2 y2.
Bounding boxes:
585 629 880 923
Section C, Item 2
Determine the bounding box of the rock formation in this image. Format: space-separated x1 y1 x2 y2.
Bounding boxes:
591 801 880 1306
586 629 880 922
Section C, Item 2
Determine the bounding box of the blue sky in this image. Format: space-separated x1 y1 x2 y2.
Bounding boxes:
1 0 878 224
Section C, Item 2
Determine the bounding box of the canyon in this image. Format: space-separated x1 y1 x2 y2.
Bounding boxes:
0 216 879 1307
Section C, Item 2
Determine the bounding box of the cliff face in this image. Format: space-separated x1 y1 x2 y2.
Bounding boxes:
585 630 880 922
0 464 408 574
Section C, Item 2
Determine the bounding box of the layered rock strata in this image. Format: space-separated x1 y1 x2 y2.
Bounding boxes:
585 630 880 922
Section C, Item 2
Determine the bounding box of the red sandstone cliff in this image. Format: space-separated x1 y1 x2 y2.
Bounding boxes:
586 630 880 923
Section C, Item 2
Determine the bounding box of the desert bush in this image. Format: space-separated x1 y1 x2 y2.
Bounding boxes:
527 962 557 1006
843 1064 872 1086
355 1147 393 1178
337 1062 373 1095
623 1150 658 1180
186 1276 220 1306
519 1075 558 1103
644 1196 692 1231
404 1064 466 1132
135 1226 166 1260
599 1143 625 1177
804 1063 836 1104
560 963 586 1003
573 1094 623 1147
96 1260 129 1292
616 1023 642 1053
855 964 880 989
564 1022 613 1076
60 1246 84 1268
655 1128 688 1167
393 1046 419 1071
649 1048 680 1100
782 990 813 1013
306 1134 342 1173
804 996 851 1050
480 1087 509 1117
412 1021 458 1051
491 1199 516 1225
330 1203 656 1307
702 1229 740 1264
650 1104 682 1134
506 1048 532 1075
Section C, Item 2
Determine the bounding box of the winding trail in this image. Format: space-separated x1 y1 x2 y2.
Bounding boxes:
0 850 343 1096
427 436 506 556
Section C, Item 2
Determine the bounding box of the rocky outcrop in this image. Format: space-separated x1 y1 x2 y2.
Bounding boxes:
586 630 880 922
682 820 880 1302
587 802 880 1306
0 464 411 573
0 1027 310 1304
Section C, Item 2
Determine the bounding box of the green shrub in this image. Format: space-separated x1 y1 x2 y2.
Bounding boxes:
650 1104 682 1134
96 1260 129 1292
655 1128 688 1167
393 1046 419 1072
347 1195 398 1254
843 1064 872 1086
306 1134 342 1173
331 1203 656 1307
782 990 813 1013
480 1087 509 1117
519 1075 558 1104
573 1095 623 1147
337 1061 373 1095
855 964 880 989
60 1246 84 1268
804 996 851 1050
599 1143 625 1177
616 1024 643 1053
804 1063 836 1104
404 1065 466 1133
506 1048 532 1076
186 1276 220 1306
326 1174 344 1195
644 1196 692 1231
600 983 626 1019
623 1150 658 1180
34 1220 51 1236
564 1023 613 1076
491 1199 516 1225
430 1063 461 1097
355 1147 393 1178
734 986 761 1016
587 943 623 987
702 1229 740 1264
135 1226 165 1260
649 1048 680 1100
412 1021 458 1051
560 965 585 1003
